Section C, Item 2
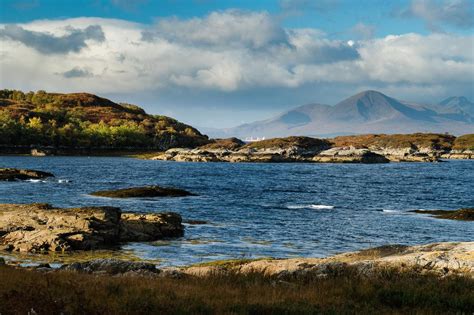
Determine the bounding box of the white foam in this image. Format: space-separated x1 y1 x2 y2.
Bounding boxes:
287 204 334 210
25 179 45 183
382 209 400 213
58 179 70 183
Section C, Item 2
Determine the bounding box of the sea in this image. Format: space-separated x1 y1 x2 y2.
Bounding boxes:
1 156 473 266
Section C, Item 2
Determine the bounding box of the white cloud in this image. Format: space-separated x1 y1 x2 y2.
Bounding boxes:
351 22 376 39
399 0 474 31
0 12 472 99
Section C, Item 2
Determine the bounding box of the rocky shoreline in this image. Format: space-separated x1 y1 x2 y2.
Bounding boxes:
1 242 472 279
150 134 473 163
0 203 183 252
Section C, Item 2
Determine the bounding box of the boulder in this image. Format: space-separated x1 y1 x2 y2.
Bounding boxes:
0 168 54 181
90 185 195 198
120 212 184 241
0 203 184 253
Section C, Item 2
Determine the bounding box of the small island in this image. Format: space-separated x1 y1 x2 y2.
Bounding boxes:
90 185 195 198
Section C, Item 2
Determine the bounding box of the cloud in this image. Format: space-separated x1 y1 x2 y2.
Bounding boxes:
0 24 105 54
142 10 290 49
351 23 376 39
0 15 472 101
60 67 94 78
397 0 474 31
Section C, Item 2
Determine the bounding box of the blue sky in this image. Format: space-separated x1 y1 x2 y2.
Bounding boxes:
0 0 473 127
0 0 443 36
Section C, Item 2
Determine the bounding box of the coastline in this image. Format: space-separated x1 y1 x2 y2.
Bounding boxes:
1 241 473 313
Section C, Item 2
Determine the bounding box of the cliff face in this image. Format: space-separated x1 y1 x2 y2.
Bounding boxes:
0 90 209 151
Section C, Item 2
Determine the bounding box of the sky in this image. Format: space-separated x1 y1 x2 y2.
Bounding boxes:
0 0 473 128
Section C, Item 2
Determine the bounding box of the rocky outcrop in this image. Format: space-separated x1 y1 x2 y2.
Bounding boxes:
151 136 392 163
182 242 474 278
150 134 474 163
312 147 389 163
90 185 195 198
410 208 474 221
152 144 389 164
0 203 184 253
441 149 473 159
0 168 54 181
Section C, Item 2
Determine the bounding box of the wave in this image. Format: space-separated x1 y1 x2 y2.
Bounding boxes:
382 209 401 213
57 179 71 183
25 179 46 183
287 204 334 210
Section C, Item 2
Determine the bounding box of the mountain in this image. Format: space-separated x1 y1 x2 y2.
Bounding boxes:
0 90 209 150
211 91 474 138
432 96 474 121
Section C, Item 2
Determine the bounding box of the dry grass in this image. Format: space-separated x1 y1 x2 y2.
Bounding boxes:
243 136 331 150
331 133 456 150
1 265 473 314
453 134 474 150
199 138 245 150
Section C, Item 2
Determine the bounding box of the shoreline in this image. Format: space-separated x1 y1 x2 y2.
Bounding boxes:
2 241 473 278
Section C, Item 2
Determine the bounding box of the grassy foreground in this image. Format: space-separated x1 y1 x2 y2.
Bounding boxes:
1 265 473 314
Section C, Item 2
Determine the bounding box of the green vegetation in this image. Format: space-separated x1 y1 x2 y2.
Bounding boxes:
1 265 473 314
0 89 209 151
331 133 456 150
453 134 474 150
411 208 474 221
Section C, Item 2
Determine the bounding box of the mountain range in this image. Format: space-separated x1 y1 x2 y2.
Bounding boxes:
205 91 474 139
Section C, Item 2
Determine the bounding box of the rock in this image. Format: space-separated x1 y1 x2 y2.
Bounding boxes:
31 148 55 156
0 257 5 265
184 219 210 225
120 212 184 241
62 259 159 275
90 185 195 198
0 168 54 181
410 208 474 221
182 242 474 278
313 147 390 163
0 203 184 253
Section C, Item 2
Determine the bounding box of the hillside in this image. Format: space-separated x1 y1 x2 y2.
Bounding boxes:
0 90 209 151
212 91 474 138
330 133 456 150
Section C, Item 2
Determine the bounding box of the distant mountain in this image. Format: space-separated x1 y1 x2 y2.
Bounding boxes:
209 91 474 138
431 96 474 121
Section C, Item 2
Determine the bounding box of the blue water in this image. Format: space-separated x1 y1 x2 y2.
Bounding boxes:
1 156 473 266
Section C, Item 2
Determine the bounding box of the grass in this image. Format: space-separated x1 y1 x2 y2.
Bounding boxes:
243 136 331 150
1 265 473 314
331 133 456 150
453 134 474 150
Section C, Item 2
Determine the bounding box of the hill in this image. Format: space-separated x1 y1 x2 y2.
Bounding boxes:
212 91 474 138
0 90 209 151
